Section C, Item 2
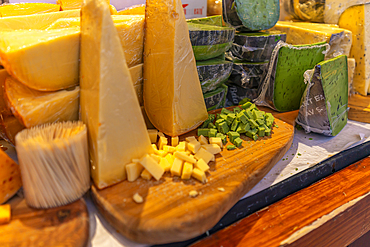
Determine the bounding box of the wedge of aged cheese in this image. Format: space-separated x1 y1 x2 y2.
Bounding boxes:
270 21 352 59
0 149 22 204
0 70 12 116
144 0 208 136
80 0 152 189
338 3 370 96
117 4 145 15
0 3 59 17
46 15 145 67
0 28 80 91
0 10 80 31
4 76 79 128
0 114 25 145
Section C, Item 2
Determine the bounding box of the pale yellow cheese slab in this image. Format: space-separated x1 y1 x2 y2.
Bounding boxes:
80 0 152 189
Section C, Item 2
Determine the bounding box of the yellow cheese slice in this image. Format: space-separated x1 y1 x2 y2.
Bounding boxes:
46 15 144 67
80 0 152 189
144 0 208 136
0 28 80 91
0 9 80 31
4 76 79 128
0 3 60 17
339 4 370 96
0 149 22 204
271 21 352 59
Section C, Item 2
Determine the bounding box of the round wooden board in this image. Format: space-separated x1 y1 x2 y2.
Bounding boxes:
91 110 296 245
348 94 370 123
0 197 89 247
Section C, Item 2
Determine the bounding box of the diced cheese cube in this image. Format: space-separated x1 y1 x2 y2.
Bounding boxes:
194 148 214 164
148 129 158 143
176 141 186 151
198 135 208 145
159 157 172 172
174 151 197 164
150 154 161 164
170 158 184 176
185 136 197 142
195 158 210 172
131 158 140 163
141 169 152 180
152 144 158 152
209 137 223 148
201 144 221 154
156 150 167 157
0 204 11 225
187 140 201 154
171 136 179 147
165 153 174 165
139 154 164 181
126 162 144 182
181 162 193 180
158 136 168 150
163 145 176 153
192 168 207 183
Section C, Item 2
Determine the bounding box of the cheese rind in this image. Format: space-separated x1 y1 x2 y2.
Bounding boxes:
144 0 208 136
0 149 22 204
338 4 370 96
80 0 152 189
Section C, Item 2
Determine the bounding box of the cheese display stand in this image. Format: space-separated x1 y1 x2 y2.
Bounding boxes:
2 0 370 246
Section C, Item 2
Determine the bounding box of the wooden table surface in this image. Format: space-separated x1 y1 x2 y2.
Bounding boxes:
188 155 370 247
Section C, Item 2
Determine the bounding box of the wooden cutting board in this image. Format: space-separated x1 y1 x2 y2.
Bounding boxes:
91 109 297 245
0 196 89 247
348 94 370 123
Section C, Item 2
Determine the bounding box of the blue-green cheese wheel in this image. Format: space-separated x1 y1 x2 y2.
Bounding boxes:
223 0 280 31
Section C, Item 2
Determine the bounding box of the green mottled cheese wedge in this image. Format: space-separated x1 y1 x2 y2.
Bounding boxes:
296 55 348 136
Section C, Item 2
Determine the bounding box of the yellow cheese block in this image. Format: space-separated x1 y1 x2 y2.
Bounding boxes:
144 0 208 136
117 4 145 15
0 28 80 91
339 4 370 96
46 15 145 68
0 3 60 17
271 21 352 59
4 76 79 128
0 204 11 224
80 0 152 189
0 149 22 204
0 9 80 31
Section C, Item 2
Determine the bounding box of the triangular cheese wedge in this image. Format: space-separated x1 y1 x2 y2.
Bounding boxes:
80 0 152 189
144 0 208 136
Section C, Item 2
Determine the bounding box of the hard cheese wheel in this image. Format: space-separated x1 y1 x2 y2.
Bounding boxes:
223 0 279 31
296 55 348 136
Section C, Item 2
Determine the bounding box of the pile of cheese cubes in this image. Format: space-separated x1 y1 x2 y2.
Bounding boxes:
125 131 222 184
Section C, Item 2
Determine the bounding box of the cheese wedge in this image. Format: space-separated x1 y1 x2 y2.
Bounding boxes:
0 10 81 31
0 28 80 91
4 76 79 128
0 3 59 17
117 4 145 15
271 21 352 59
144 0 208 136
0 114 25 145
338 4 370 96
80 0 152 189
46 15 145 67
0 149 22 204
0 70 12 116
